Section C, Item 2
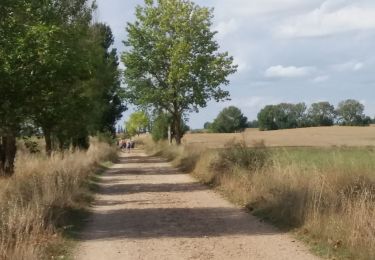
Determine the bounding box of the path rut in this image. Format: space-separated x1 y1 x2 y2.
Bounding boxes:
75 150 319 260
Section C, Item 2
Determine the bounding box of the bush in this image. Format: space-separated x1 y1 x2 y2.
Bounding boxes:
210 106 248 133
215 141 269 171
96 131 116 145
23 137 40 153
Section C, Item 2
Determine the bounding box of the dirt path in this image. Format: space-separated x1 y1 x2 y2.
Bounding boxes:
75 150 319 260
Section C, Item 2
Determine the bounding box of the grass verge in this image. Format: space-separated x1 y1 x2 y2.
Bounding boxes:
142 136 375 260
0 138 117 260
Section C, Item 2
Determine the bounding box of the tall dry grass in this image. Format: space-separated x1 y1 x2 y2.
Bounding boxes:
0 138 117 260
145 136 375 260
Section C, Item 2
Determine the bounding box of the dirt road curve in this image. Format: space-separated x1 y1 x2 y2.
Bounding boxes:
75 150 319 260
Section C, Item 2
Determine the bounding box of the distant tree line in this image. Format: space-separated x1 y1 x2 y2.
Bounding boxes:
203 99 373 133
0 1 126 176
257 99 371 131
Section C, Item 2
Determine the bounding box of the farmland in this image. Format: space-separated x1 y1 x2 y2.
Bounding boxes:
183 126 375 148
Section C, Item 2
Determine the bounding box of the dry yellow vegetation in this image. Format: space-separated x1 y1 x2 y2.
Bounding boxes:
183 126 375 148
0 139 116 259
143 134 375 260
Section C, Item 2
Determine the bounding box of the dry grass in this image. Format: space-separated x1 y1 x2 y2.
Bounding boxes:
197 147 375 259
183 126 375 148
140 135 204 172
145 134 375 260
0 138 117 259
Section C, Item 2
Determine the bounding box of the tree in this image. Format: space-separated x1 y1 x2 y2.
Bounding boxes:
257 103 308 131
125 111 150 137
210 106 248 133
0 1 125 174
293 103 308 128
308 102 336 126
151 112 171 141
203 122 212 129
257 105 279 131
122 0 237 144
337 99 368 126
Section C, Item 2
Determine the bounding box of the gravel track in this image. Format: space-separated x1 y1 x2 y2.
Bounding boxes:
75 150 319 260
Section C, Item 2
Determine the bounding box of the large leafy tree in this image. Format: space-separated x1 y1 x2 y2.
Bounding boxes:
337 99 369 126
308 102 336 126
28 0 95 153
0 0 34 175
257 103 308 131
0 1 125 175
125 111 150 136
81 24 126 138
122 0 237 144
210 106 248 133
257 105 279 131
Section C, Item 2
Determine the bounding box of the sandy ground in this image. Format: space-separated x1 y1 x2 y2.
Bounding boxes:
75 150 319 260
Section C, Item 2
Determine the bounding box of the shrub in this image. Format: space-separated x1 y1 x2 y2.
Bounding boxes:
214 141 270 171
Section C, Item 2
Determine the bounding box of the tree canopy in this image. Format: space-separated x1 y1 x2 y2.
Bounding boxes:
257 100 371 131
337 99 369 126
125 111 150 137
257 103 307 131
209 106 248 133
308 102 336 126
0 0 125 175
122 0 237 144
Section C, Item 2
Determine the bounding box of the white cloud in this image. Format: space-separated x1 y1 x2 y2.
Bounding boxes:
277 0 375 38
233 56 251 73
313 75 330 83
214 19 239 38
332 61 364 72
212 0 315 18
265 65 315 78
220 96 282 109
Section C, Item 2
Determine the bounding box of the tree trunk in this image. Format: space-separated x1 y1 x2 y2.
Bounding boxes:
0 135 17 177
168 125 172 145
44 128 53 156
173 114 182 145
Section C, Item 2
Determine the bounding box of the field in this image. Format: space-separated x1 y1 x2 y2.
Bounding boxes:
183 126 375 148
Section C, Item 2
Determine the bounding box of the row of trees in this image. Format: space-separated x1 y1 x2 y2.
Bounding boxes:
202 99 373 133
0 1 125 176
257 100 372 131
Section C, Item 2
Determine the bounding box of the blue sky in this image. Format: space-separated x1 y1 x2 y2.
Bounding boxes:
96 0 375 129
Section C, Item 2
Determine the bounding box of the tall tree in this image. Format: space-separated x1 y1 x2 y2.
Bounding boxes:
0 0 125 174
257 105 279 131
0 0 34 175
308 102 336 126
210 106 248 133
84 24 126 137
337 99 368 126
122 0 237 144
257 103 308 131
125 111 150 137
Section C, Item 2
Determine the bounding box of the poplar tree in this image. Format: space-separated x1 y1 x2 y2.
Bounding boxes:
122 0 236 144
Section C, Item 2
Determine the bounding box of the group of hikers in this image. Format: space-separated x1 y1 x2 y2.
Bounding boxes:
118 139 135 153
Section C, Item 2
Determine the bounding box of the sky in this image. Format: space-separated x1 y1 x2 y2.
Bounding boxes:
96 0 375 129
